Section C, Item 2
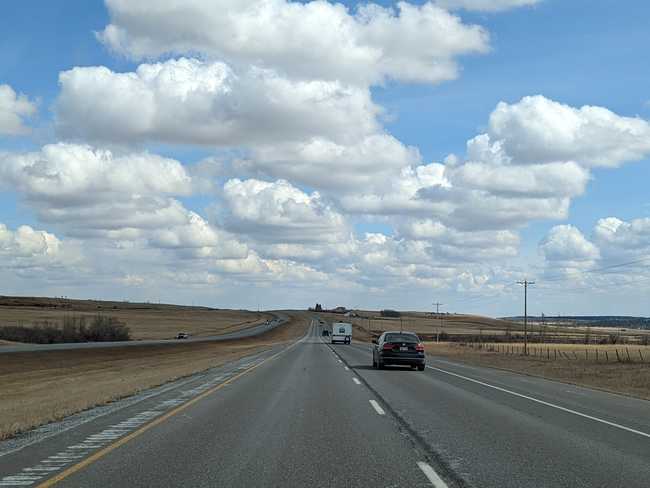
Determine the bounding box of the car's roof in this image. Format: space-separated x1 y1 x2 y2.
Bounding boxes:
383 330 418 335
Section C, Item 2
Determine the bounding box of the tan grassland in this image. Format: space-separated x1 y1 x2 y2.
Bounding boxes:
0 296 271 340
424 342 650 401
319 310 650 344
0 311 309 440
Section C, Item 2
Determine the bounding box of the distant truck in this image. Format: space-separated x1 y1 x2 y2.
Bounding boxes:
331 322 352 344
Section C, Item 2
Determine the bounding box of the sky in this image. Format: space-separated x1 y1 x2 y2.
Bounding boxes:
1 0 650 316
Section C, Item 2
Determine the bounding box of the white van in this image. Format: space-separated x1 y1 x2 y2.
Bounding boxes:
331 322 352 344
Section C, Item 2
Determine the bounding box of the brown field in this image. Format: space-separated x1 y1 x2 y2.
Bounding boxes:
332 311 650 400
0 311 310 440
424 342 650 401
0 296 271 340
319 310 650 344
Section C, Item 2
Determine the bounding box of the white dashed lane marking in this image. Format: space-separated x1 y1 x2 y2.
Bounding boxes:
369 400 385 415
417 461 449 488
352 378 361 385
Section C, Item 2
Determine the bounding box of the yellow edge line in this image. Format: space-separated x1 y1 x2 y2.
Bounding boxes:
36 340 300 488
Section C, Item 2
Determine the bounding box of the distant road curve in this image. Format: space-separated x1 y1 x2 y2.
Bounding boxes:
0 312 288 354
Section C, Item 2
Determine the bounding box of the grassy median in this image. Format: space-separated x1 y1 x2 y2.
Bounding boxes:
0 312 309 440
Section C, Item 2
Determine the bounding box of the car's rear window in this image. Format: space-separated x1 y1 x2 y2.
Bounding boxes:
384 333 419 343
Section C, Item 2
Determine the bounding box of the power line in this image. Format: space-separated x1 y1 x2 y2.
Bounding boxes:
541 257 650 283
433 302 444 342
516 280 535 355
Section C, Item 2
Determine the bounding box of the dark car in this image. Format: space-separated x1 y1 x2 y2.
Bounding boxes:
372 331 425 370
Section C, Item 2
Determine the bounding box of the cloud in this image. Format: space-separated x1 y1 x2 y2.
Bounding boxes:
0 143 245 259
99 0 489 86
593 217 650 260
56 58 379 146
222 178 349 244
447 160 589 198
0 223 77 271
396 218 519 260
487 95 650 167
435 0 540 12
243 134 422 193
0 84 37 136
1 143 191 206
539 224 600 269
339 162 449 215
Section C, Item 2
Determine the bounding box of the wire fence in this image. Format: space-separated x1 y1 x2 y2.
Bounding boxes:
461 342 650 363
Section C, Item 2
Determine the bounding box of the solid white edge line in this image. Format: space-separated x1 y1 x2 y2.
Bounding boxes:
369 400 385 415
352 377 361 385
417 461 449 488
427 365 650 439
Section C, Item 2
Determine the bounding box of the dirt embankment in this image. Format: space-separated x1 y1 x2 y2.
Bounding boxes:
0 312 309 440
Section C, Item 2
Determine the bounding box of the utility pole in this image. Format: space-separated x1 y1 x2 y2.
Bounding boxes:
516 280 535 355
433 302 444 342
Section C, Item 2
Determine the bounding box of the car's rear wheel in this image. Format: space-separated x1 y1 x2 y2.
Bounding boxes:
417 364 425 371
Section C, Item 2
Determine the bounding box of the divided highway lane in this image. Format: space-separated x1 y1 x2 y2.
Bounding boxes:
1 321 446 487
332 341 650 488
0 313 288 354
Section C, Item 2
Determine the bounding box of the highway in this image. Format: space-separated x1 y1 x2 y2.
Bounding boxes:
0 313 287 354
1 318 649 487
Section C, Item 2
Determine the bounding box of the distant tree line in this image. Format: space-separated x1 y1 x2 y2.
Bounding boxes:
380 309 401 318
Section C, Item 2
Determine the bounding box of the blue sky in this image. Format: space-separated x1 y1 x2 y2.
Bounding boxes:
1 1 650 315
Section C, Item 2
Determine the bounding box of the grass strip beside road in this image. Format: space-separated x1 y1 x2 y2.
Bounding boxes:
0 312 309 440
425 342 650 401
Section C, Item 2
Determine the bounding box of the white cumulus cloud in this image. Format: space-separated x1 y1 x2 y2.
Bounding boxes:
222 178 349 244
539 224 600 269
0 84 37 136
56 58 379 146
99 0 489 86
488 95 650 167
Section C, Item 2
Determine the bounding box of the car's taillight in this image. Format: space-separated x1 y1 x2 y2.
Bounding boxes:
416 343 424 352
382 343 394 350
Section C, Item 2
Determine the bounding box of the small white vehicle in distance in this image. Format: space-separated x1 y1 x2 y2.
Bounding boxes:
331 322 352 344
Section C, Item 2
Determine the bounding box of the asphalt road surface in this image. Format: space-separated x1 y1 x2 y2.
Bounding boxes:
1 318 649 487
0 313 288 354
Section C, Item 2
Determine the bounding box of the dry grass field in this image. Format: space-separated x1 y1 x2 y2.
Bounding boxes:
0 296 271 340
319 310 650 344
332 310 650 400
425 342 650 400
0 311 310 440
